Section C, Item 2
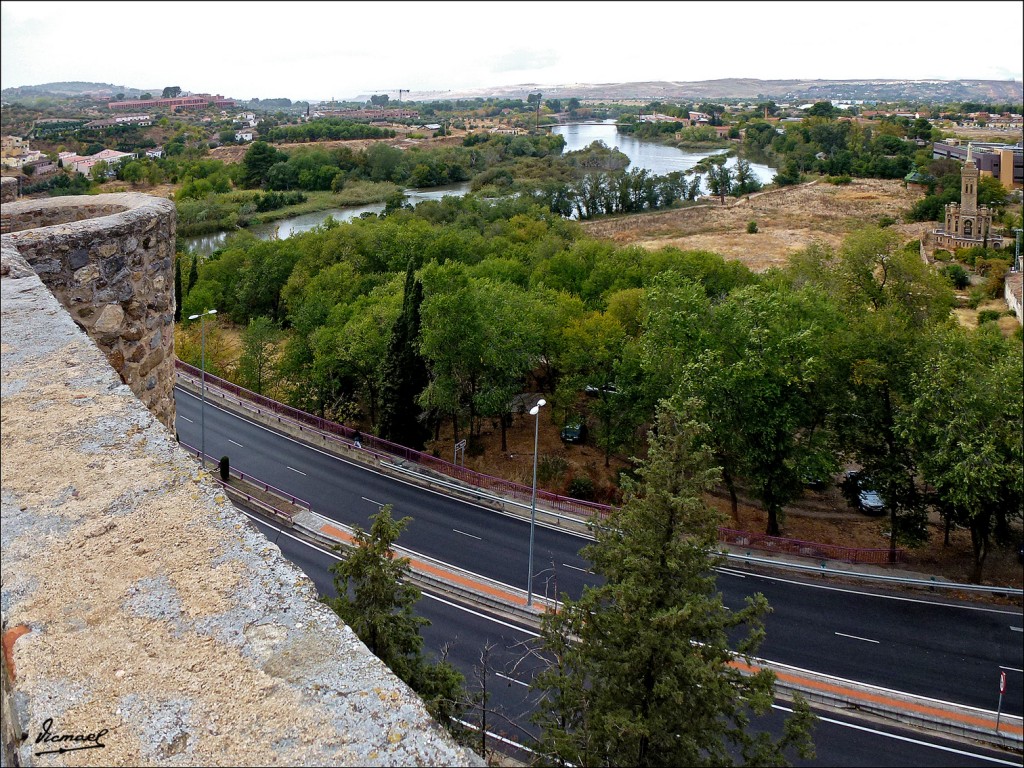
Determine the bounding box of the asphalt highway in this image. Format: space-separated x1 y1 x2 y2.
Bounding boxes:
176 387 1024 718
249 513 1021 768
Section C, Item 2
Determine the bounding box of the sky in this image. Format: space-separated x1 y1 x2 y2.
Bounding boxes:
2 1 1022 102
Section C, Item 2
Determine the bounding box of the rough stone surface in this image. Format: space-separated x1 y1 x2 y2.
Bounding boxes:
1 194 177 430
1 232 480 767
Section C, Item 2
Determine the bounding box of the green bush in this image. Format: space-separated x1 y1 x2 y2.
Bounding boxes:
538 454 568 484
877 215 896 228
746 220 758 234
932 249 952 262
826 175 852 185
967 288 986 309
567 475 594 500
941 263 970 289
977 309 1002 324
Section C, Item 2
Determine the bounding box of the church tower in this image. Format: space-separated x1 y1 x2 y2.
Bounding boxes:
961 143 979 216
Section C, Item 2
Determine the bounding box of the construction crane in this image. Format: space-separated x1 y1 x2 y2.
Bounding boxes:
371 89 410 104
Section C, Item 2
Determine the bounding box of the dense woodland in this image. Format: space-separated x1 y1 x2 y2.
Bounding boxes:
176 180 1022 583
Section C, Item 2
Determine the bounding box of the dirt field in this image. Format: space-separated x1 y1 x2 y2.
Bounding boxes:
580 178 930 271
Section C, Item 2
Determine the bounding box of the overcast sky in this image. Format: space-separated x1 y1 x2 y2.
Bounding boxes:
2 1 1022 101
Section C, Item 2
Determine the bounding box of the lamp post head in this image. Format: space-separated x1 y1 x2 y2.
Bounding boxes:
530 406 539 416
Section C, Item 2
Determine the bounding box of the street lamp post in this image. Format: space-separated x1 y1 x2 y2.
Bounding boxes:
526 398 546 606
188 309 217 467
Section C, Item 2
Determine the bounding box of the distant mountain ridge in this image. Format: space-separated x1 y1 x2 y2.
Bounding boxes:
400 78 1023 104
4 78 1021 105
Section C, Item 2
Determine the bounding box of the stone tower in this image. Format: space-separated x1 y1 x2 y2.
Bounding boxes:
936 142 996 249
960 143 979 217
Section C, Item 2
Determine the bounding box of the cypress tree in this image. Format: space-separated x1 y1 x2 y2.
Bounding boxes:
323 505 465 729
187 254 199 296
378 260 430 449
173 256 183 322
532 398 816 767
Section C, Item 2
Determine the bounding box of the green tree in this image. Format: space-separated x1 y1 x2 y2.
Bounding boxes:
789 229 956 553
378 261 432 446
236 315 280 395
681 284 839 536
242 141 285 188
323 505 465 726
89 160 110 182
174 256 183 323
161 86 181 99
902 326 1023 582
532 400 815 766
806 101 837 118
560 310 627 467
187 253 199 296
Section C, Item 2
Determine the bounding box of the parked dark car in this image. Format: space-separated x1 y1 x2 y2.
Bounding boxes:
841 470 886 516
560 421 587 444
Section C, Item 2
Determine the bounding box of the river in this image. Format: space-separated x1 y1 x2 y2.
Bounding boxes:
551 120 776 183
181 122 775 254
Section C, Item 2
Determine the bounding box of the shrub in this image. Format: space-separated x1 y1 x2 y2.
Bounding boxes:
746 220 758 234
827 175 852 185
941 263 970 290
977 309 1002 324
877 215 896 228
567 475 594 500
538 454 568 484
932 249 952 262
967 288 986 309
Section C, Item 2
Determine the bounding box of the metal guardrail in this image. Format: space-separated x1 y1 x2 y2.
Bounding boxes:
176 360 610 518
174 365 913 566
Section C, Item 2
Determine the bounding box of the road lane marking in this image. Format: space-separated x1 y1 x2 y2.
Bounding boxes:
1011 626 1022 632
453 529 482 540
835 632 880 644
421 593 540 638
361 496 385 506
562 563 589 573
179 416 194 423
286 466 307 475
495 672 529 687
772 703 1021 766
229 439 244 447
717 568 747 578
1000 665 1024 673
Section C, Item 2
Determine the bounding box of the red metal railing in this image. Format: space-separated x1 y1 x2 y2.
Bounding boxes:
175 359 907 565
719 528 906 565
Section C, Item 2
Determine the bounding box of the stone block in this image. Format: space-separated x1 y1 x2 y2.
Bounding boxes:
94 304 126 334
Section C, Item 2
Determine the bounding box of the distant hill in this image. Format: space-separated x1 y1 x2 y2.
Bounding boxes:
399 78 1024 104
1 81 156 100
6 78 1021 107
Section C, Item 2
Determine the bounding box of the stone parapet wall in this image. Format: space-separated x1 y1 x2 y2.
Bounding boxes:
1 194 176 430
0 176 17 203
1 245 479 766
